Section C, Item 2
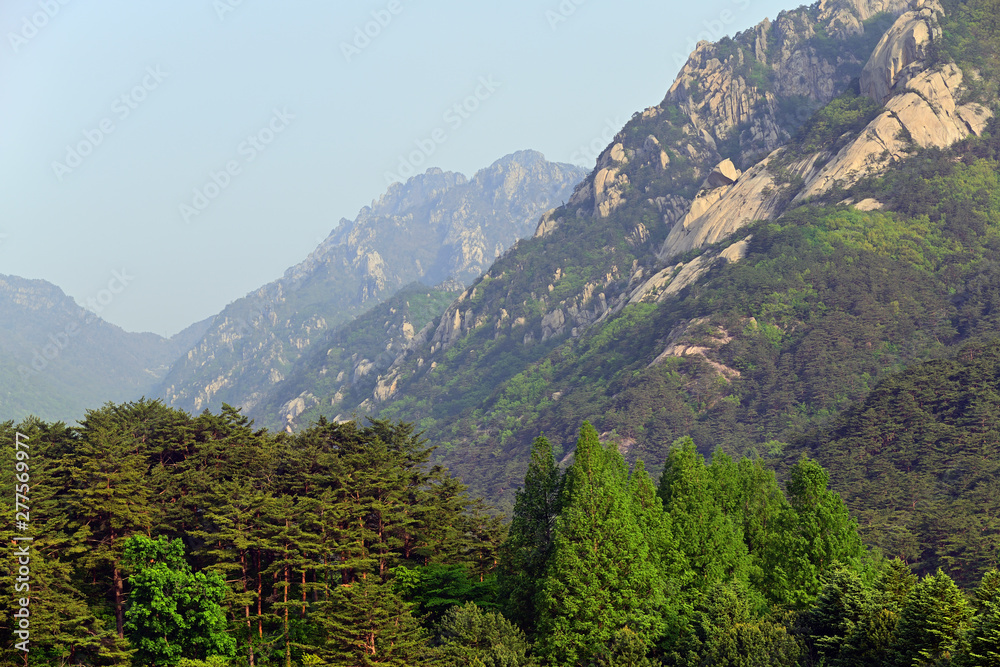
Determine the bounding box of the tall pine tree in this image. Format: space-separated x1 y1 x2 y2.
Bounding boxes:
892 569 972 667
537 423 668 665
497 435 562 633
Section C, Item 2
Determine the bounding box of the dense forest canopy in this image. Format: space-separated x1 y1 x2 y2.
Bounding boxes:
0 397 997 665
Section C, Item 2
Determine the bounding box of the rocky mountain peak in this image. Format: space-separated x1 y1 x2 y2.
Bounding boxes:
159 152 586 416
818 0 912 37
860 0 943 103
566 0 916 234
655 0 992 261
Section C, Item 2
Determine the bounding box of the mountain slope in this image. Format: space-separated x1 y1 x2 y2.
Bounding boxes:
272 0 1000 529
798 338 1000 586
159 150 586 416
0 275 208 423
248 282 462 431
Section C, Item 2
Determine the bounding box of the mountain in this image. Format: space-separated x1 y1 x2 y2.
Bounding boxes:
159 151 587 416
0 274 210 423
248 282 464 431
799 338 1000 585
260 0 1000 543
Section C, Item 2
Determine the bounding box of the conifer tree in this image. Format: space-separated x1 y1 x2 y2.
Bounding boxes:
436 602 536 667
59 403 156 639
197 478 275 667
497 435 562 633
776 455 866 606
669 581 800 667
725 455 792 598
0 419 131 665
657 438 751 598
837 558 916 667
892 569 973 666
956 568 1000 667
305 419 472 663
537 423 667 665
325 572 432 666
804 567 873 665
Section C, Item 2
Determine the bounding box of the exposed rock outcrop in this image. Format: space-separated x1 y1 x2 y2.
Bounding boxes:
534 209 561 237
860 0 943 103
720 237 752 263
704 159 742 188
658 0 991 258
659 154 812 259
568 0 914 229
797 64 991 199
817 0 913 39
649 317 741 379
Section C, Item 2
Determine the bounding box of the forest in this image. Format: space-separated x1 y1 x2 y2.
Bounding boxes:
9 1 1000 664
1 398 998 666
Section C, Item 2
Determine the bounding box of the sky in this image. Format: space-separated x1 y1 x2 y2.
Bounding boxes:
0 0 795 337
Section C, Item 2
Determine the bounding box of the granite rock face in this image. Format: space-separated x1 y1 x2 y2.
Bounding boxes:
569 0 915 224
860 0 943 103
656 0 991 260
797 64 992 200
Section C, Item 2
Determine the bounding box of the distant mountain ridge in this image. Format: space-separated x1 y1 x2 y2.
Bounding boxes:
0 274 209 423
256 0 1000 526
159 150 587 416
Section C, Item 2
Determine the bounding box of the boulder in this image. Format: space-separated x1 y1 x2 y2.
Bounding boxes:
703 159 742 188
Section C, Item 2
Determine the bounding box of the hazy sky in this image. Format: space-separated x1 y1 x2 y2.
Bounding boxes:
1 0 793 336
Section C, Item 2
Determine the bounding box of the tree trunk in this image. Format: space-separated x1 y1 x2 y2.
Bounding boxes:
284 521 291 667
302 570 307 617
284 564 291 667
242 549 255 667
113 564 125 639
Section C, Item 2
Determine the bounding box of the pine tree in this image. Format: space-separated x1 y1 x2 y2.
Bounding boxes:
657 438 751 599
497 435 562 633
436 602 536 667
196 479 275 667
537 423 667 665
58 403 157 639
776 455 866 607
304 419 465 663
0 419 131 665
325 573 432 666
892 569 973 667
956 568 1000 667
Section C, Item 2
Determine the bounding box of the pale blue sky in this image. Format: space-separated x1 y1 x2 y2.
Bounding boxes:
1 0 795 336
